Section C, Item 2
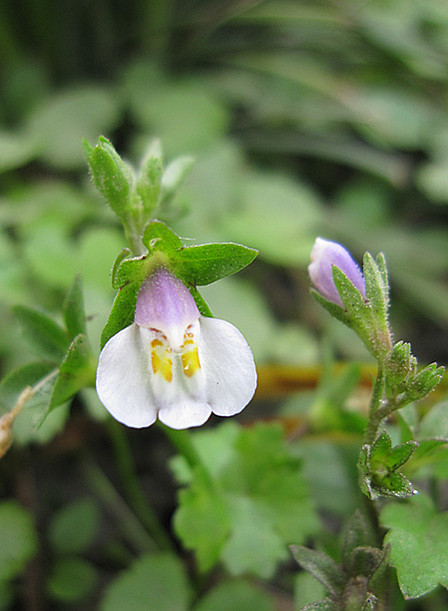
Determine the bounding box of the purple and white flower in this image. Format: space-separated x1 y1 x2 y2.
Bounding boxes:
308 237 366 307
96 268 257 429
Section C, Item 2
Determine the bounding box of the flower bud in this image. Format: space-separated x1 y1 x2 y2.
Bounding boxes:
308 238 366 308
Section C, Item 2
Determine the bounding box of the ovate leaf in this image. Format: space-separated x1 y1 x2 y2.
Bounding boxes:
14 305 68 361
0 501 38 582
101 552 191 611
381 493 448 598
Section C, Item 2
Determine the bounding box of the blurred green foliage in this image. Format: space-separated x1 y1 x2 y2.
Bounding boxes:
1 0 448 609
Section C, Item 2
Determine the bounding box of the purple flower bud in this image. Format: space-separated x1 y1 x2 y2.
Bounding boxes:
308 238 366 307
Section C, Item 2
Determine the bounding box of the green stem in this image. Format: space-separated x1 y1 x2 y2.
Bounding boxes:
364 366 387 445
82 453 158 554
106 420 173 550
160 425 214 487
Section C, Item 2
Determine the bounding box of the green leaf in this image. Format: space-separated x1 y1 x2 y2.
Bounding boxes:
174 469 232 572
100 552 192 611
290 546 345 597
220 496 288 578
26 85 120 170
48 498 100 555
63 275 86 339
418 400 448 441
84 136 134 220
194 579 274 611
173 242 258 286
172 422 319 578
14 305 68 361
50 334 95 409
0 501 38 582
47 557 97 603
381 493 448 598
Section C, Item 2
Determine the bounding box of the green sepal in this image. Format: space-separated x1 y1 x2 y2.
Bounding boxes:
13 305 68 362
358 431 419 499
369 430 392 463
385 341 416 394
290 546 345 597
332 266 367 313
142 219 183 255
404 363 444 403
50 334 96 410
363 252 389 320
111 248 131 287
189 287 213 318
100 283 140 348
103 220 255 344
83 136 134 221
388 440 419 470
63 274 86 340
309 289 350 326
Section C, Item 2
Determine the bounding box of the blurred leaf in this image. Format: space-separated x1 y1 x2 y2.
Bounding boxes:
221 496 288 578
224 171 322 265
418 400 448 441
49 498 100 555
173 422 319 578
22 219 79 289
49 334 95 409
123 63 228 156
63 275 86 339
174 467 231 571
25 85 121 169
381 493 448 598
194 579 274 611
294 571 327 611
47 556 97 603
79 227 126 292
101 552 192 611
0 501 38 582
0 131 38 172
0 361 55 415
290 546 345 597
13 305 68 361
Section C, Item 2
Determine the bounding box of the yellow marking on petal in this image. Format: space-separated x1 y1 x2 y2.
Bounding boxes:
150 338 173 382
181 346 201 377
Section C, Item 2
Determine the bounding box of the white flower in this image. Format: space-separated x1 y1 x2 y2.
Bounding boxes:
96 268 257 429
